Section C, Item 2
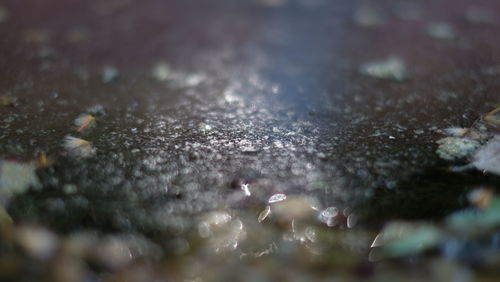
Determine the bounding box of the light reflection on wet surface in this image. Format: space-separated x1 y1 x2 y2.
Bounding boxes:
1 0 500 281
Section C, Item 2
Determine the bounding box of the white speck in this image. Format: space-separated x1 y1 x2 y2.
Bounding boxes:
360 57 407 81
271 84 280 94
241 183 251 196
413 129 424 135
184 73 205 87
441 127 468 137
198 122 213 132
268 193 287 204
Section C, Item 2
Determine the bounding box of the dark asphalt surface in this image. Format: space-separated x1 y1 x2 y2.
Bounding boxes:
1 0 500 281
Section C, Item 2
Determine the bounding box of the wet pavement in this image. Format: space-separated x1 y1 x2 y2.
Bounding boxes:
1 0 500 281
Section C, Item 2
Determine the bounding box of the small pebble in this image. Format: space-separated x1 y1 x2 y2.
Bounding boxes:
62 136 96 158
16 225 58 260
360 57 407 81
436 137 480 161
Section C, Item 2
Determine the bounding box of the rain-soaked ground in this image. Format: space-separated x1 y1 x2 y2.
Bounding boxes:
1 0 500 281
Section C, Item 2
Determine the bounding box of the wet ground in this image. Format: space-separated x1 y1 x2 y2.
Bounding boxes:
1 0 500 281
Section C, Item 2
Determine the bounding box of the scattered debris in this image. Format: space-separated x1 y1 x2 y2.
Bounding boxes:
86 104 105 116
91 236 134 269
73 114 96 132
198 122 213 133
198 211 246 253
268 193 287 204
198 211 233 238
440 127 469 137
371 193 500 262
318 206 339 227
240 183 251 196
270 196 316 222
32 152 52 168
360 57 407 81
436 137 480 161
347 213 357 228
468 188 493 210
437 108 500 175
483 108 500 131
183 73 206 87
16 225 58 260
258 206 271 223
369 221 443 261
151 62 172 81
471 136 500 176
62 136 96 158
447 196 500 232
62 184 78 195
0 96 15 106
0 160 41 205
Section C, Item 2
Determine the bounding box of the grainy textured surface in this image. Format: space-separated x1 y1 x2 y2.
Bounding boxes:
1 0 500 281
